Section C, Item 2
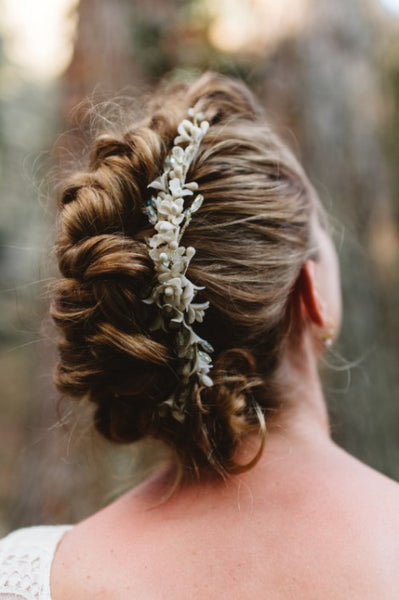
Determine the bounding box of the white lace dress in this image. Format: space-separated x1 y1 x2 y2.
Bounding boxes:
0 526 72 600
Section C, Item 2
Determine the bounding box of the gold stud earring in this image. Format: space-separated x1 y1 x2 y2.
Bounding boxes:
320 326 334 350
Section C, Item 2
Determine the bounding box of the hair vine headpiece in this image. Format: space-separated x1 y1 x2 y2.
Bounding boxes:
144 108 213 422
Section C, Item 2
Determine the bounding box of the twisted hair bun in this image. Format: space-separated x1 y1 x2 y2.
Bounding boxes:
52 72 317 479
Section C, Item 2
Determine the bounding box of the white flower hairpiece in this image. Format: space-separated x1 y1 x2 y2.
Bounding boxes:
143 108 213 422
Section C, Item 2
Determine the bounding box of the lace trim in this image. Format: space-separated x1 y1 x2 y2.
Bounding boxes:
0 526 72 600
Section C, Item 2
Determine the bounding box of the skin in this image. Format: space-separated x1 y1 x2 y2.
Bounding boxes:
51 224 399 599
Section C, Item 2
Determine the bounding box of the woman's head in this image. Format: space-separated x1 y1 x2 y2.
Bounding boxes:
52 72 338 479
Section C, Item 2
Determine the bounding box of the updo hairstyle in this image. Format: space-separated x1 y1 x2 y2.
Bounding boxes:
51 72 318 479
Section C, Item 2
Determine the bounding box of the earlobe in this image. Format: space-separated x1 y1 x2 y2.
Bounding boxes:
298 261 326 328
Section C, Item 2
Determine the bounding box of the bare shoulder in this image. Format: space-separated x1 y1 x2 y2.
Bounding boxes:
256 440 399 598
51 499 139 600
329 441 399 513
314 442 399 573
51 444 399 600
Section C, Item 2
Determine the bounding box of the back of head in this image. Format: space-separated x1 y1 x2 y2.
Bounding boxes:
52 72 318 480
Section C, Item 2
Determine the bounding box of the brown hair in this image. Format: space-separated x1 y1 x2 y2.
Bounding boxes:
51 72 318 480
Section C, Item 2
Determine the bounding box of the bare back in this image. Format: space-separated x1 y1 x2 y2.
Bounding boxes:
51 433 399 600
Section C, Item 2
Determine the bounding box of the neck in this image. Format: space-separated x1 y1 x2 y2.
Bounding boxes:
230 335 332 485
125 333 332 507
268 332 331 443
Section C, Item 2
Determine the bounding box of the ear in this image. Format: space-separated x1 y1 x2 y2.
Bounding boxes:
296 261 326 328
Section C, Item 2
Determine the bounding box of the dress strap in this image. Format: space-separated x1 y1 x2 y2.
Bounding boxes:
0 525 72 600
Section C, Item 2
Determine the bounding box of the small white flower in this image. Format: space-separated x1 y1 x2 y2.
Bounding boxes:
174 119 196 144
172 146 185 163
161 276 185 308
169 177 194 199
158 197 185 225
149 225 179 248
187 301 210 324
181 278 195 306
200 374 213 388
155 220 174 233
200 121 210 135
148 171 168 193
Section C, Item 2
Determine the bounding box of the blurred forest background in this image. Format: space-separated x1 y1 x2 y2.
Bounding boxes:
1 0 399 533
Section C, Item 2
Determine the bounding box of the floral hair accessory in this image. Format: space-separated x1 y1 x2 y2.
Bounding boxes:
144 108 213 422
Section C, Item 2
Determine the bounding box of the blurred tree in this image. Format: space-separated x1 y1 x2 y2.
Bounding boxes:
0 13 65 530
9 0 149 528
254 0 399 477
